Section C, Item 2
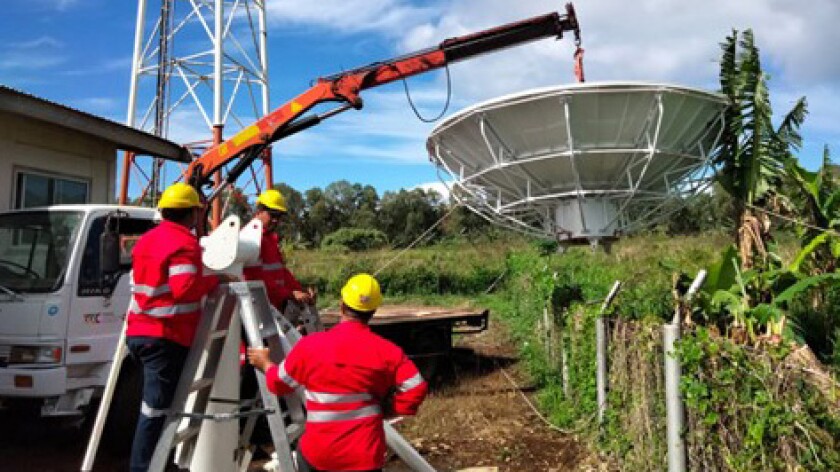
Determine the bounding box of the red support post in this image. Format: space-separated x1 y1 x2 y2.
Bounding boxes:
119 151 135 205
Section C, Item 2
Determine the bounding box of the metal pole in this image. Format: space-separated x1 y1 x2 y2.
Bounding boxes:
596 281 621 427
595 316 607 425
257 1 273 191
663 270 705 472
120 0 148 204
119 151 135 205
80 322 128 471
561 337 570 398
384 423 436 472
663 323 685 472
543 306 553 367
210 0 224 228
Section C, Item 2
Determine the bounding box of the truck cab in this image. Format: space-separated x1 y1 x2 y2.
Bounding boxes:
0 205 156 418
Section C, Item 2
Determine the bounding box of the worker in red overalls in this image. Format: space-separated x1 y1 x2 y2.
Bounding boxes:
243 189 314 312
125 183 221 472
248 273 429 472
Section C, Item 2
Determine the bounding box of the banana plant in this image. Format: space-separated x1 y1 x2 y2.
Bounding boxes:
715 30 808 270
697 243 833 342
784 148 840 276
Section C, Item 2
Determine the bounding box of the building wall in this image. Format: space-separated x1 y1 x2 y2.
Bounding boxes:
0 111 117 210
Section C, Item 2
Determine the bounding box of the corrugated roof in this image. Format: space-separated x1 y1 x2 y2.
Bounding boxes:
0 85 192 163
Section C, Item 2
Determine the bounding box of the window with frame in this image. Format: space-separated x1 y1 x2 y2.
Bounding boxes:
15 172 89 209
77 216 156 297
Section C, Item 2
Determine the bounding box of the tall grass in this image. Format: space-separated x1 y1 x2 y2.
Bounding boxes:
284 238 524 306
491 232 840 471
287 232 840 470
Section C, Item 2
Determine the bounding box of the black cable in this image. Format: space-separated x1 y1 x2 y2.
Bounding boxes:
401 63 452 123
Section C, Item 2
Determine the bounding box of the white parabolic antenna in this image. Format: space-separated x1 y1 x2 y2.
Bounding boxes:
427 82 728 246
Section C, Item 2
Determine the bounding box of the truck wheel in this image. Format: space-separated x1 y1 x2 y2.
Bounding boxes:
100 358 143 454
409 325 449 384
414 356 439 384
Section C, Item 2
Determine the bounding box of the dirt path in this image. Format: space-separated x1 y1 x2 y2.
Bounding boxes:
385 319 603 472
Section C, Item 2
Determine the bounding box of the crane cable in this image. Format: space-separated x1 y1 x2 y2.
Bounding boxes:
373 201 462 276
402 63 452 123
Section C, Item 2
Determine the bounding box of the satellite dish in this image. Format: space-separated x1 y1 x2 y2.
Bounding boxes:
427 82 728 249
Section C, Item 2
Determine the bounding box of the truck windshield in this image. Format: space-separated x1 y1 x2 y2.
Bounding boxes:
0 211 84 293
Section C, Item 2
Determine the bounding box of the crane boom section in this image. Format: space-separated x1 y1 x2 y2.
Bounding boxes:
187 5 580 187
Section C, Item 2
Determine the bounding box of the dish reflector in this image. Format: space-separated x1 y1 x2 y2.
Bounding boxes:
427 82 728 246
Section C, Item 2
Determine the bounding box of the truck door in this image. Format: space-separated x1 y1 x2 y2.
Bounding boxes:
67 214 155 375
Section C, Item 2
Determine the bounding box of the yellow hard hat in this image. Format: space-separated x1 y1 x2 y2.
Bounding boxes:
341 273 382 312
257 189 287 212
158 183 201 209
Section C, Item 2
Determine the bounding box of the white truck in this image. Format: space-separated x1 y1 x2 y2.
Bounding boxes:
0 204 490 437
0 204 155 446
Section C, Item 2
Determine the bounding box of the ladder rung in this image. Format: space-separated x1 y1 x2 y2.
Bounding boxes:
260 326 280 337
286 423 303 441
190 378 214 392
209 329 228 340
177 408 275 423
173 425 201 444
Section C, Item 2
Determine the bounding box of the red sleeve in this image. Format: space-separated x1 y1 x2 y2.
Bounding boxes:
242 264 262 282
275 268 302 303
262 244 302 309
265 340 307 396
265 363 296 396
168 247 219 301
391 354 428 416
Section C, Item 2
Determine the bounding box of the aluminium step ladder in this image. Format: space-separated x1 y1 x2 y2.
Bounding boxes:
83 280 435 472
149 281 308 472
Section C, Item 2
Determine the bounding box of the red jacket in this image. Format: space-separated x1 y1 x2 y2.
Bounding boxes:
243 227 301 309
126 220 219 347
265 320 428 471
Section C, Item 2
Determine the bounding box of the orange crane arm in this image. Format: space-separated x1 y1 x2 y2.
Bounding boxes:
189 3 581 197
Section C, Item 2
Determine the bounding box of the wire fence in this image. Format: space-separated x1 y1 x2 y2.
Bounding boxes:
522 277 840 471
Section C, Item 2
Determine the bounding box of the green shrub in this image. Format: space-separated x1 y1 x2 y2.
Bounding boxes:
320 228 388 251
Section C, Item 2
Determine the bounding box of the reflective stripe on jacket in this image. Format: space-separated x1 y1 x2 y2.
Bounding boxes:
265 320 428 471
126 220 219 347
242 226 301 309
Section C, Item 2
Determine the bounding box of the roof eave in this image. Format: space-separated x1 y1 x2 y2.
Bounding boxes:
0 86 192 163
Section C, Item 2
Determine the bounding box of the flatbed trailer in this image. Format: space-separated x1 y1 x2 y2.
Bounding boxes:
320 305 489 379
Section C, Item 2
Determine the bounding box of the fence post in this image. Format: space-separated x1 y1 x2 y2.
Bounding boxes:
543 306 554 368
664 270 706 472
596 281 622 428
561 333 571 398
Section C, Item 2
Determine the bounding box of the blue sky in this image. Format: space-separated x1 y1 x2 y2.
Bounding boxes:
3 0 839 199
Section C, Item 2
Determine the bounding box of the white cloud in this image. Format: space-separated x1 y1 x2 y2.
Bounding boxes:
0 54 65 71
0 35 66 72
265 0 437 35
56 0 78 10
62 57 132 77
106 0 840 175
31 0 79 11
68 97 121 116
10 36 63 49
412 181 450 201
384 0 840 165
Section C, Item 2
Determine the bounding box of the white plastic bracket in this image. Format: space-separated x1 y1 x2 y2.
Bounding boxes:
200 215 261 277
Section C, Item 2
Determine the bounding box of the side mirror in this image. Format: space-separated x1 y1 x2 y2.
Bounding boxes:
100 229 121 276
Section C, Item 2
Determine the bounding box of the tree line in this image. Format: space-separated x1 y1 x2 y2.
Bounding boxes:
221 180 495 249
